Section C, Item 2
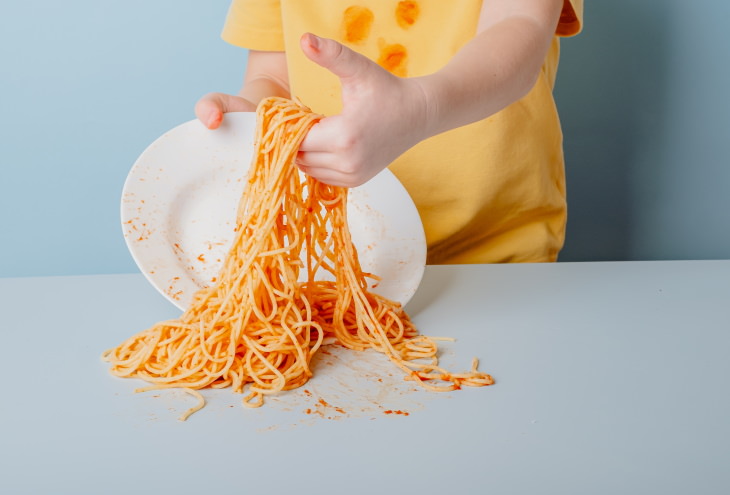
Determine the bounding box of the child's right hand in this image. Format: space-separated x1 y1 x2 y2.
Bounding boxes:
295 33 432 188
194 93 257 130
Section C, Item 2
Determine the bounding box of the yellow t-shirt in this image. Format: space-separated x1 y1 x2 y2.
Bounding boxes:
222 0 583 264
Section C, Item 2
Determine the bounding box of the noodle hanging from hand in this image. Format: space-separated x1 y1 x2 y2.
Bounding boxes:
103 97 494 418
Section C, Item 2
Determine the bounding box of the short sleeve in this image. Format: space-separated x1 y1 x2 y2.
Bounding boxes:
556 0 583 37
221 0 286 51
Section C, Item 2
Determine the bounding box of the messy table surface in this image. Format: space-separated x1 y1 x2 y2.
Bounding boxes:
1 260 728 494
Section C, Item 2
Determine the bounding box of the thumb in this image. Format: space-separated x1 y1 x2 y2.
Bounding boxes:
300 33 374 82
194 93 256 129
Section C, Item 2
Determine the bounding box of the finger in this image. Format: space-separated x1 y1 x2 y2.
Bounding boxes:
298 118 340 152
296 150 337 169
297 164 354 188
194 98 224 129
299 33 373 82
194 93 256 129
298 160 374 188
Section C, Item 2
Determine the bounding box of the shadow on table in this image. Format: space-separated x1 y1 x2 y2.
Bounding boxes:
404 266 458 318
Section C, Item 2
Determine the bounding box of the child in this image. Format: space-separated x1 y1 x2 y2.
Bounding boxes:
195 0 583 264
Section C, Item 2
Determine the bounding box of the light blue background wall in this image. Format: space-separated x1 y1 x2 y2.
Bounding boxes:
0 1 243 277
557 1 730 261
1 1 729 278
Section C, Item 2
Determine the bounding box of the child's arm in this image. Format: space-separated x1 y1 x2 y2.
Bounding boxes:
194 50 289 129
422 0 564 135
296 0 564 187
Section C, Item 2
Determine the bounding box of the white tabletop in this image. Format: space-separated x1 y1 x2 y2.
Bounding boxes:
1 261 729 494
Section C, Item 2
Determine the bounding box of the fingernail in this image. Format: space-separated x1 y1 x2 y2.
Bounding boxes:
309 34 320 50
207 112 221 129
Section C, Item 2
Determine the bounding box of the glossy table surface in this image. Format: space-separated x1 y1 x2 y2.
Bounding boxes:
1 260 728 494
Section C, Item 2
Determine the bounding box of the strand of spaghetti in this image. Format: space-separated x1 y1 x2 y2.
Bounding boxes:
178 388 206 421
133 386 206 422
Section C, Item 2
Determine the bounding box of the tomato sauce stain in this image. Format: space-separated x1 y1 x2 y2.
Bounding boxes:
342 6 374 44
395 1 420 29
383 409 410 416
378 43 408 76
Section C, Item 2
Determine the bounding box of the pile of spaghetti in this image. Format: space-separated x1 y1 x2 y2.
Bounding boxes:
103 97 493 419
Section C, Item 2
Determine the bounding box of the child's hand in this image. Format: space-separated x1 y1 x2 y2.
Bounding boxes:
194 93 257 130
297 33 432 188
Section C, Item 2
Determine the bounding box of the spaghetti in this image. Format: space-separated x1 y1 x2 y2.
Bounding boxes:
103 97 494 419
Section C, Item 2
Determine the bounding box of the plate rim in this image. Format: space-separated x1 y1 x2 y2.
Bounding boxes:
121 112 426 310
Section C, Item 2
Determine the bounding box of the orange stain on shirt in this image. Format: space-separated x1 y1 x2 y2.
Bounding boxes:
378 43 408 77
342 5 374 44
395 1 420 29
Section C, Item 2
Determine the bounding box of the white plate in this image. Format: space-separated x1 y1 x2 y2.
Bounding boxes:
121 112 426 310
